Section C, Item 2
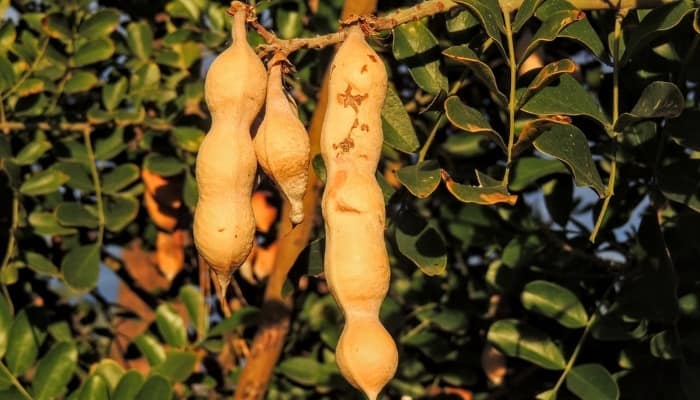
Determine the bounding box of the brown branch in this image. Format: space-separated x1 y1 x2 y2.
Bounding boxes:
231 2 380 399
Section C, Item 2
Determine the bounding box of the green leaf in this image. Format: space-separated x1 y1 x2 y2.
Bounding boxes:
172 127 204 153
395 213 447 276
134 375 172 400
453 0 506 57
623 1 694 64
151 350 196 382
143 153 185 177
650 330 681 360
113 371 144 400
79 375 109 400
19 169 69 196
0 295 12 358
64 71 98 94
15 78 44 97
487 319 566 370
5 308 47 375
566 364 619 400
179 285 208 339
155 304 188 348
533 124 606 196
666 109 700 151
509 157 569 192
89 359 124 391
102 77 128 111
382 84 419 153
134 334 166 366
0 57 16 92
392 21 448 94
445 8 479 35
397 160 441 198
512 0 541 33
442 169 518 205
13 139 52 165
95 128 126 160
175 0 202 20
535 2 604 58
276 6 303 39
28 211 78 236
277 357 325 386
56 202 99 228
521 280 588 328
614 81 684 132
104 195 139 232
61 244 100 291
521 74 609 128
658 160 700 212
78 9 121 37
518 10 583 66
208 307 259 337
73 38 115 66
32 342 78 400
127 21 153 61
517 59 577 108
44 13 72 41
51 161 93 192
442 45 507 107
444 96 506 152
102 164 139 194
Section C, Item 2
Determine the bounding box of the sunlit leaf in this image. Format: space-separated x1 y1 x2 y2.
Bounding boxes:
487 319 566 370
397 160 441 198
393 21 448 94
444 96 506 152
614 81 684 132
521 280 589 328
442 169 517 206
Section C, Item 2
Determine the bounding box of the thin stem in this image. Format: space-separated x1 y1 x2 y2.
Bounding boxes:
82 128 105 244
0 38 50 101
548 313 599 397
503 8 517 187
0 361 32 400
1 194 19 310
589 10 625 243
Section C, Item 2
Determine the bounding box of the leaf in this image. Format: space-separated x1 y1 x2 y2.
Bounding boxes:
134 334 166 366
78 9 120 37
566 364 619 400
533 124 606 196
179 285 208 339
73 38 115 66
0 57 16 92
509 157 569 192
155 304 188 348
666 109 700 151
0 294 12 358
521 74 609 128
113 371 144 400
151 350 197 382
19 169 69 196
104 195 139 232
535 2 604 58
64 71 98 94
127 21 154 61
28 211 78 236
143 153 186 177
15 78 44 97
134 375 172 400
397 160 441 198
518 10 584 66
395 213 447 276
445 8 479 35
444 96 507 152
512 0 541 33
61 244 100 291
32 342 78 400
277 357 325 386
51 161 93 192
56 202 99 228
102 77 128 111
512 116 572 157
623 1 695 64
442 45 508 106
442 169 518 206
650 330 681 360
102 164 140 194
89 359 125 391
614 81 684 132
382 84 419 153
521 280 588 328
79 375 109 400
5 308 46 375
95 128 126 160
13 139 52 165
487 319 566 370
392 21 448 94
517 59 577 108
208 307 259 337
172 127 204 153
453 0 506 57
659 160 700 212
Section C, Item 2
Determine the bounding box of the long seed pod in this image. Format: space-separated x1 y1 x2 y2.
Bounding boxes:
193 2 266 290
320 26 398 400
254 52 310 225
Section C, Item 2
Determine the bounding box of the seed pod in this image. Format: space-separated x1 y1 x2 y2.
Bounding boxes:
193 2 266 289
254 52 310 225
320 26 398 400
